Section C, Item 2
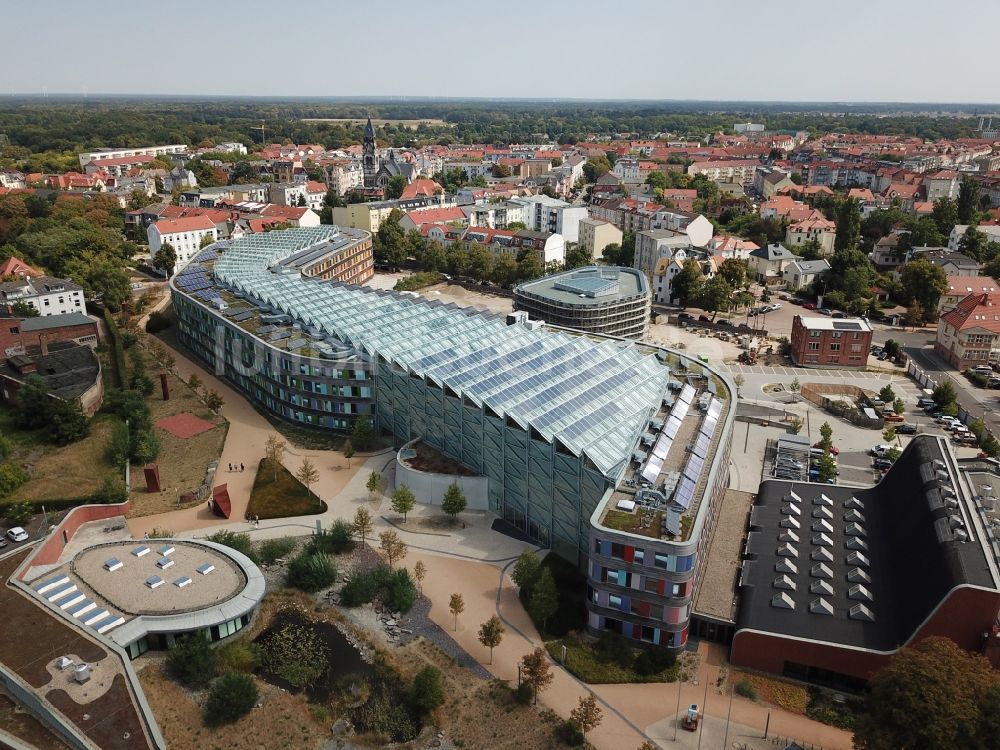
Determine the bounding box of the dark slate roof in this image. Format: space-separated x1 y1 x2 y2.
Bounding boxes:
749 243 796 261
19 312 95 332
736 435 998 652
0 344 100 400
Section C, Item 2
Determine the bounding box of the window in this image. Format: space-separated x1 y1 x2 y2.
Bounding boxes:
809 330 820 337
831 331 842 339
808 342 820 351
609 594 623 610
851 344 861 352
654 553 671 569
830 343 841 352
8 327 17 334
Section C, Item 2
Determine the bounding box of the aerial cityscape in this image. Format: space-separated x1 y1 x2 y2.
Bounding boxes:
3 2 1000 749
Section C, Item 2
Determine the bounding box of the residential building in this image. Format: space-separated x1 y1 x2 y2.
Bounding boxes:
162 166 197 193
325 161 364 196
267 182 308 207
0 311 99 361
77 144 187 168
509 195 589 243
687 160 761 184
612 158 641 184
923 170 959 201
782 259 831 292
170 227 734 654
512 267 650 339
935 292 1000 369
949 224 1000 251
911 247 982 276
259 205 320 228
732 436 1000 686
708 235 759 259
633 230 691 278
399 206 467 232
940 276 1000 312
147 215 219 271
304 181 327 211
0 275 86 316
217 142 248 155
331 195 454 233
789 315 873 369
748 244 797 285
785 217 836 256
0 256 42 278
462 201 525 230
457 227 565 266
652 256 685 305
870 233 907 270
84 154 155 177
578 218 623 261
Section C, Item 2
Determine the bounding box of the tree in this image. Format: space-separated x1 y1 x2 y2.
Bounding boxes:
343 440 355 469
10 300 38 317
493 162 512 178
379 530 407 568
878 384 896 403
570 694 603 737
391 484 416 521
366 470 382 502
900 258 947 323
203 389 224 412
296 457 320 498
199 233 216 249
932 379 957 408
264 433 287 480
718 258 748 288
931 197 959 237
904 299 925 327
466 242 494 281
834 198 862 252
204 672 258 726
511 551 541 594
788 417 803 435
519 647 554 705
582 154 611 183
412 665 445 715
49 399 90 445
816 452 838 483
187 372 202 390
819 422 834 453
166 632 217 688
698 275 733 320
733 373 745 395
671 258 704 306
153 242 177 276
352 506 374 547
13 374 51 429
517 251 543 281
564 244 591 270
441 482 467 521
385 175 407 200
959 225 987 261
374 209 407 269
352 415 377 451
958 176 982 225
286 551 338 592
477 615 505 664
890 397 903 416
413 560 426 593
528 568 558 631
449 593 465 631
853 637 998 750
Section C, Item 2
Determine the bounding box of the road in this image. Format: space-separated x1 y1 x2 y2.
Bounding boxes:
906 344 999 431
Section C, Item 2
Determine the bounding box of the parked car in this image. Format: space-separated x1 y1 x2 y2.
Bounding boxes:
873 457 893 471
817 308 833 316
988 377 1000 389
717 319 732 327
678 312 694 322
802 302 816 310
0 537 7 549
767 303 782 311
973 365 993 376
812 442 840 455
882 411 904 422
831 311 845 318
895 423 917 434
698 314 711 322
5 527 28 543
871 444 894 457
937 415 960 426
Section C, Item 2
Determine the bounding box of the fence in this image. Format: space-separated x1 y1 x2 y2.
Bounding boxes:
800 383 884 429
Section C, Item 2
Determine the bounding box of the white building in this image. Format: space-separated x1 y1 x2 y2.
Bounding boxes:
509 195 589 243
612 158 641 184
78 144 187 168
0 275 86 316
147 215 219 272
325 162 364 196
949 224 1000 251
633 229 691 278
782 259 831 291
216 142 248 155
268 182 309 207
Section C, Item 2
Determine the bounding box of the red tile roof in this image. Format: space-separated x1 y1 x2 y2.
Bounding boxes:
260 204 312 220
403 206 466 225
940 292 1000 333
87 155 156 167
152 215 217 234
0 256 42 278
946 276 1000 297
306 180 327 194
400 178 443 200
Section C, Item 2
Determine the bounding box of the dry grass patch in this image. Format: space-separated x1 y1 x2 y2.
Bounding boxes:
731 670 808 713
247 458 326 520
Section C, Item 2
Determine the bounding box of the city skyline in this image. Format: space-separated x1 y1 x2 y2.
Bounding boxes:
6 0 1000 103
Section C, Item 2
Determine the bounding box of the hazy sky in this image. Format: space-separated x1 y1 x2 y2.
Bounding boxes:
6 0 999 103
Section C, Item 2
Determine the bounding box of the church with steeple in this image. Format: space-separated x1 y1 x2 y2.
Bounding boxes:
361 117 416 190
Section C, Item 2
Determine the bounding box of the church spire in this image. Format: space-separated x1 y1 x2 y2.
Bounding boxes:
364 116 376 139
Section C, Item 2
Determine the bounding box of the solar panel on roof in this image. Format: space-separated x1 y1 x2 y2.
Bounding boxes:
641 454 664 483
652 434 672 459
832 321 863 330
674 476 696 509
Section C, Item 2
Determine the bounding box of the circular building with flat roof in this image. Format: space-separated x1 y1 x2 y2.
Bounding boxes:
512 266 651 339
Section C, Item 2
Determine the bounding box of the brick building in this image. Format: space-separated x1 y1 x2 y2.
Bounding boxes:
1 312 100 360
789 315 872 369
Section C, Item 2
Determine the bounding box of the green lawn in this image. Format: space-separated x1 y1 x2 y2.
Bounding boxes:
246 458 327 519
545 634 680 684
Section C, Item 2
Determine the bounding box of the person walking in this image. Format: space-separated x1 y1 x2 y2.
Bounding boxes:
240 462 245 472
228 463 233 472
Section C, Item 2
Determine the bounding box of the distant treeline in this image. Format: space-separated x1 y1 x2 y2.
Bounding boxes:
0 99 994 166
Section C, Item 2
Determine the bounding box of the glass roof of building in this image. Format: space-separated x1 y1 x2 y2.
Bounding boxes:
211 228 672 477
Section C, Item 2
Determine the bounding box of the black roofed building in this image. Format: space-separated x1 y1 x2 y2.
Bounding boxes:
731 435 1000 689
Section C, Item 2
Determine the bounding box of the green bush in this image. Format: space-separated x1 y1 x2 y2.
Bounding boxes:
146 310 172 333
411 665 445 714
735 679 758 699
307 520 354 555
103 309 126 387
206 530 259 564
258 537 296 565
554 719 585 746
4 500 33 526
286 552 338 592
339 564 417 613
384 568 417 613
166 632 217 688
0 462 29 498
216 639 260 674
594 633 633 668
120 331 138 349
514 682 534 705
340 568 379 606
89 475 128 504
394 272 442 292
204 672 258 725
633 647 676 676
0 434 12 460
261 620 330 691
353 687 418 742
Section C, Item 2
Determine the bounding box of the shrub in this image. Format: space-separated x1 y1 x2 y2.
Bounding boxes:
216 639 260 674
384 568 417 613
340 568 379 606
353 687 418 742
120 331 138 349
0 462 30 498
166 632 216 688
554 719 585 746
394 272 442 292
594 633 633 668
514 682 534 705
633 647 676 676
4 500 33 526
735 679 758 700
411 665 445 714
307 520 354 555
286 552 338 592
206 530 259 564
204 672 258 725
261 621 330 691
89 475 128 505
146 311 172 333
258 537 296 565
0 434 11 460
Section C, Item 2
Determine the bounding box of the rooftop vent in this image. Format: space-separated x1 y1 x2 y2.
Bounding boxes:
174 577 192 588
773 575 796 591
779 517 801 530
845 522 866 538
103 558 123 572
778 530 800 543
844 509 865 523
775 559 798 574
933 459 946 471
158 544 175 556
812 506 833 520
811 563 834 579
810 579 834 596
782 503 801 516
812 533 834 547
788 490 802 503
945 497 959 510
145 576 164 589
811 547 834 562
55 656 74 671
936 470 949 482
849 603 876 622
846 537 869 551
809 598 834 616
849 584 874 602
814 493 833 507
73 664 91 684
847 567 872 584
196 563 215 575
777 543 798 558
845 497 864 510
954 527 969 542
847 550 871 567
156 557 175 570
131 546 150 558
771 592 796 610
949 515 965 530
811 519 834 534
